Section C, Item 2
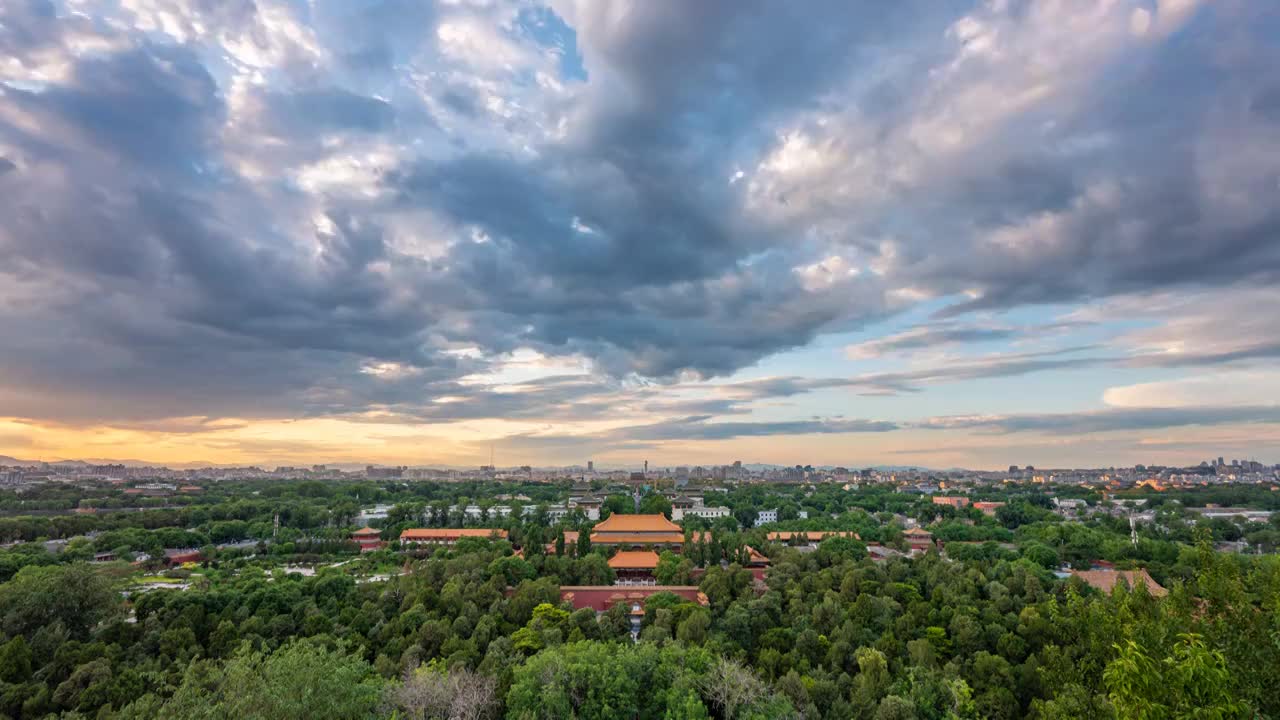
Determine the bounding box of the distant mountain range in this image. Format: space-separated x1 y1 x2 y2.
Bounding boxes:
0 455 222 469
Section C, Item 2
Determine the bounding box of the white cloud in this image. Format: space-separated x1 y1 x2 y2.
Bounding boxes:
793 255 860 292
293 145 399 196
1104 371 1280 409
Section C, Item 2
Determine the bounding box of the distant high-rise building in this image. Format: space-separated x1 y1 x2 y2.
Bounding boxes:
644 460 648 477
587 460 594 472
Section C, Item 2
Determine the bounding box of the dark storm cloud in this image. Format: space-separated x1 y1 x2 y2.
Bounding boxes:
24 46 223 171
1 0 1279 436
914 6 1280 313
392 151 738 287
389 145 879 375
0 40 450 421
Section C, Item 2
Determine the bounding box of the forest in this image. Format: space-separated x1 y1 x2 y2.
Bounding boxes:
0 478 1277 718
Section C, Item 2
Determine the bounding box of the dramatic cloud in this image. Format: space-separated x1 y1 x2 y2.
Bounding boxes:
1 0 1278 466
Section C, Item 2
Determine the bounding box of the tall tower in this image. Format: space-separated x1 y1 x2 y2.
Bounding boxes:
644 460 648 478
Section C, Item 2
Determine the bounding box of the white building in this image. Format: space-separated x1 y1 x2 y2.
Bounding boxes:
356 504 394 523
754 509 778 527
672 505 731 522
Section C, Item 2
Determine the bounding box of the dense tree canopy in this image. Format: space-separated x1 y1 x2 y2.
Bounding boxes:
0 479 1277 718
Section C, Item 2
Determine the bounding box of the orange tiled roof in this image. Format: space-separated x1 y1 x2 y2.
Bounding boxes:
400 528 509 541
544 531 583 553
903 527 933 537
608 550 661 570
592 513 682 534
352 527 381 536
590 532 686 545
1071 569 1167 597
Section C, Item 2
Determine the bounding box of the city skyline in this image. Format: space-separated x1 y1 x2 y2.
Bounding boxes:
1 452 1276 475
2 1 1280 469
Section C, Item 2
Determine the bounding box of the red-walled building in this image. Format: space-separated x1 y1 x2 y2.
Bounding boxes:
351 527 384 553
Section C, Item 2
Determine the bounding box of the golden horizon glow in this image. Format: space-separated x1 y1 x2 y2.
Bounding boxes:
4 416 1278 470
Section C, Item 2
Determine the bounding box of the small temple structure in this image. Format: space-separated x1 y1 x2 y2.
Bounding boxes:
904 527 935 554
350 527 384 553
743 545 770 581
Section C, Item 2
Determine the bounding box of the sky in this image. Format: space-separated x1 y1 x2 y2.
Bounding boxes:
1 0 1279 470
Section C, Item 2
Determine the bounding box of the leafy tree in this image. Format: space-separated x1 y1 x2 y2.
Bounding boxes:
0 636 33 683
656 550 693 585
1021 542 1059 569
603 495 632 516
0 563 117 640
136 640 384 720
506 641 644 719
639 493 674 519
1105 634 1249 719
